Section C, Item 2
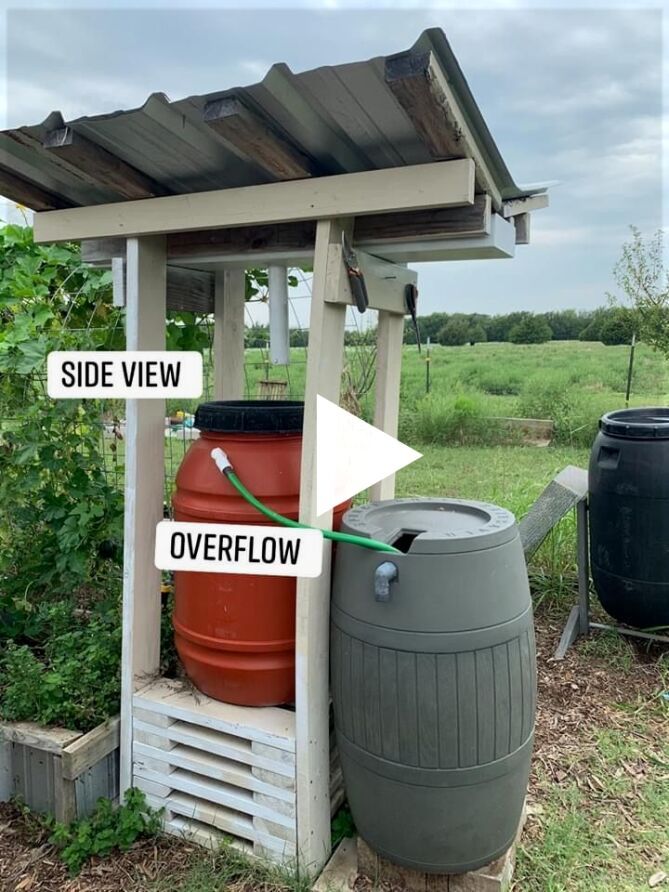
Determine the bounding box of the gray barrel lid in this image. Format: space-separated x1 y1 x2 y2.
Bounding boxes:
342 497 517 555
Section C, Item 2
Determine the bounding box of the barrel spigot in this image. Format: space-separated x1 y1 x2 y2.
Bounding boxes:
374 561 398 602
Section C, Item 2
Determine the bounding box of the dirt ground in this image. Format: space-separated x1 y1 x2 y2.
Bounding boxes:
1 609 667 892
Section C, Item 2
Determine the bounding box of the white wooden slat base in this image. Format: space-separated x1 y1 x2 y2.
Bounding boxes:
133 679 344 864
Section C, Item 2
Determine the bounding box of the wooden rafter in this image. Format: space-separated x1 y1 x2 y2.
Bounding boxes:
44 127 167 201
204 96 316 181
385 50 501 209
0 164 73 211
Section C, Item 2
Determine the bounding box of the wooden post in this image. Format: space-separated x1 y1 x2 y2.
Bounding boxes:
369 309 406 502
120 236 167 793
214 269 246 400
295 218 349 872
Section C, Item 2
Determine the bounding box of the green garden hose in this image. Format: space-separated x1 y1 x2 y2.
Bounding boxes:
211 447 400 555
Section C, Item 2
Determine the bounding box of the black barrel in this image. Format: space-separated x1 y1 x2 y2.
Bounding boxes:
331 498 535 874
589 407 669 628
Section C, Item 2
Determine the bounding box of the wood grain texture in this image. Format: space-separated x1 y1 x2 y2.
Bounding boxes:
214 269 246 399
61 717 120 781
0 164 73 211
204 96 316 180
33 159 475 243
369 310 405 501
295 217 349 872
119 236 166 794
44 126 167 200
385 51 501 209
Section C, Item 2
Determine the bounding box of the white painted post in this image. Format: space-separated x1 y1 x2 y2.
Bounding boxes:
213 269 246 400
120 236 167 793
268 265 290 366
369 308 406 502
295 218 349 872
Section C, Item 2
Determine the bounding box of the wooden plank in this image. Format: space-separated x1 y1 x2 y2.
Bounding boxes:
166 266 214 313
0 164 73 211
167 221 317 262
214 269 246 399
295 217 349 872
204 96 316 181
323 250 415 315
385 51 501 209
80 240 213 311
371 212 515 263
514 212 530 245
355 194 490 244
0 738 10 801
134 741 294 803
44 126 167 200
134 680 295 751
369 310 405 502
135 766 295 828
120 236 166 794
33 159 475 243
133 719 294 777
0 722 81 753
80 199 490 268
61 717 120 782
53 755 77 824
502 194 549 218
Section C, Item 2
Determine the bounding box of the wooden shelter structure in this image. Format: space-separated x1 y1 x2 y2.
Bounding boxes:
1 28 549 873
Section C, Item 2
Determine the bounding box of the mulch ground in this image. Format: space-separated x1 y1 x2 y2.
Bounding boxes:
1 608 667 892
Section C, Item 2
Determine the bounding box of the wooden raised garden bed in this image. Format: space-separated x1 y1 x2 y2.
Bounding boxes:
0 716 120 822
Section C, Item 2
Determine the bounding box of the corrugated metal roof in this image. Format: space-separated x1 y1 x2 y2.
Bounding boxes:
0 28 547 212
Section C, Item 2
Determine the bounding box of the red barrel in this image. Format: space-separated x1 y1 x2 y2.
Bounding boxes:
172 400 347 707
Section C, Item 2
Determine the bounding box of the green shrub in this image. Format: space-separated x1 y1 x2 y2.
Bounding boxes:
404 393 499 445
49 788 162 874
509 315 553 344
0 602 121 731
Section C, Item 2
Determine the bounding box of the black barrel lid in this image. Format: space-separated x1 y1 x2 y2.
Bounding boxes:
600 407 669 440
342 497 517 554
194 400 304 434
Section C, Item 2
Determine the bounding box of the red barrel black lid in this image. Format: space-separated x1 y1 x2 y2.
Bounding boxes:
195 400 304 434
600 407 669 440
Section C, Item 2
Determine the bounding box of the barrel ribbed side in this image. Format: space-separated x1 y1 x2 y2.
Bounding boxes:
331 619 535 770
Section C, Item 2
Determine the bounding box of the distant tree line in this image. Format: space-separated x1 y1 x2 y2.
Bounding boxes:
403 306 637 346
243 306 639 350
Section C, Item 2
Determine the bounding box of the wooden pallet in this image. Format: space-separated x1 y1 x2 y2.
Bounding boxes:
133 679 343 862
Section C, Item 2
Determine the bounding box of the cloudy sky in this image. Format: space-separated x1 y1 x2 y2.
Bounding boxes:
1 1 665 319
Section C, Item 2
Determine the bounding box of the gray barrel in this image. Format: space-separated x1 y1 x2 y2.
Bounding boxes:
331 498 535 874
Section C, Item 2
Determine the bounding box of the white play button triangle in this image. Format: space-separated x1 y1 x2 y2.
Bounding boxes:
316 395 422 516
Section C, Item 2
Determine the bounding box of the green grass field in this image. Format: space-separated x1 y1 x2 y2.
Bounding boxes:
173 339 667 448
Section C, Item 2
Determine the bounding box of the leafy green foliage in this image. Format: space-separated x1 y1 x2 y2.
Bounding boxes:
0 224 124 609
331 804 356 845
0 601 121 731
49 788 162 875
509 314 553 344
599 307 635 346
610 226 668 355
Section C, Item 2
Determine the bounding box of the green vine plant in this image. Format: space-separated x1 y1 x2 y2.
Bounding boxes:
0 222 288 731
47 788 163 875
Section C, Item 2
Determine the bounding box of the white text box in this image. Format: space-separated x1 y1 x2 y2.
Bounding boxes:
155 521 324 578
47 351 203 399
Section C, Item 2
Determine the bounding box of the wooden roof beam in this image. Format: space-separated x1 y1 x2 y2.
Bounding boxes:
34 159 475 243
80 194 490 266
44 127 168 201
385 51 502 210
0 164 73 211
204 96 317 181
